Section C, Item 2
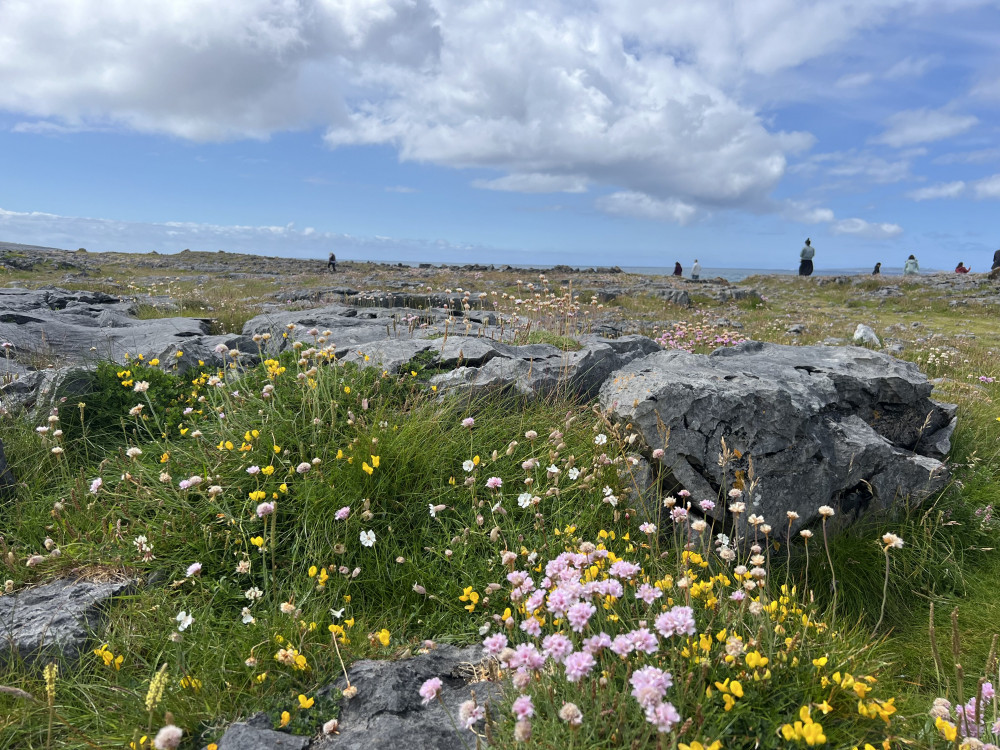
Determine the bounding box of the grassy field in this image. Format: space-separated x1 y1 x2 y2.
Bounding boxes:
2 258 999 749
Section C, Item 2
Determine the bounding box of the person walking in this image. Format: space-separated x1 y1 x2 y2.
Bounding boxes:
799 238 815 276
691 259 702 280
903 254 919 275
328 252 337 272
673 262 683 277
872 262 881 275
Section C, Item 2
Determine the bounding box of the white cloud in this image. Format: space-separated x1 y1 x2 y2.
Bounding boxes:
973 174 1000 199
595 192 698 224
874 108 979 148
884 55 940 80
806 149 912 184
906 181 966 200
835 72 874 89
783 201 835 224
831 217 903 238
385 185 418 193
472 173 588 194
933 148 1000 165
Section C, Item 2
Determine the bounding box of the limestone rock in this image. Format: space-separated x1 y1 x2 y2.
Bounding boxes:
0 578 132 664
599 341 952 533
214 722 310 750
313 644 500 750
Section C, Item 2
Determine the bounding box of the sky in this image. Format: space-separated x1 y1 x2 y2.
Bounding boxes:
1 1 999 271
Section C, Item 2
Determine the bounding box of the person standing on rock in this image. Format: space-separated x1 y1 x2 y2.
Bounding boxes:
328 253 337 272
691 259 702 280
872 262 881 275
903 254 919 275
992 248 1000 271
799 238 815 276
673 262 683 277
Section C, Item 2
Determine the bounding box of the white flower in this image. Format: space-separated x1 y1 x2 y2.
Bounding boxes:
133 381 150 393
153 724 183 750
175 611 194 631
185 562 202 577
241 607 256 624
126 447 142 458
594 433 607 445
330 607 345 619
429 504 446 517
818 505 835 518
323 719 340 735
517 492 533 508
360 530 376 547
882 532 904 549
568 467 580 480
462 460 475 473
244 586 263 600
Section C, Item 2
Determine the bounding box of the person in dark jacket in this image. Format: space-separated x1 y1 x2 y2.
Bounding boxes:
328 253 337 272
673 262 683 276
993 249 1000 271
872 262 881 275
799 238 815 276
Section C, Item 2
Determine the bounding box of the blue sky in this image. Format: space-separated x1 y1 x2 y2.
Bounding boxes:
1 1 998 271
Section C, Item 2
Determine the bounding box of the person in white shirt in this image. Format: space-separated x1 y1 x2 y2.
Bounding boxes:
691 259 702 280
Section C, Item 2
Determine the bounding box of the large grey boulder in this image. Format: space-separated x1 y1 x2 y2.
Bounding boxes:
214 722 309 750
313 644 500 750
430 335 661 400
599 341 953 533
0 578 132 664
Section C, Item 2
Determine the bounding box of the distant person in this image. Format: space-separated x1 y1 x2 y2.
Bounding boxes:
872 262 881 275
903 254 920 275
993 248 1000 271
799 238 815 276
955 261 970 274
673 262 683 277
691 259 702 280
328 252 337 272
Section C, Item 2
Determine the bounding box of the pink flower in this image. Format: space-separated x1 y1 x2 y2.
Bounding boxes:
512 694 535 720
655 605 696 638
256 502 275 518
629 627 659 655
639 522 656 534
296 462 311 474
635 583 662 605
482 633 509 655
644 701 681 733
563 650 596 682
651 449 664 459
186 562 202 577
486 476 502 489
542 633 574 664
153 724 183 750
461 417 475 428
630 666 673 708
335 506 351 520
566 601 597 632
419 677 443 705
89 477 103 494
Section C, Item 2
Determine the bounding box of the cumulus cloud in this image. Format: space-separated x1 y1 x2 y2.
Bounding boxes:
782 201 836 224
472 174 589 194
906 181 966 200
874 108 979 148
831 218 903 238
973 174 1000 199
595 192 698 225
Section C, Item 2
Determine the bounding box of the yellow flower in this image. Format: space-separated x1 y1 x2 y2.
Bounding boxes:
344 386 351 394
746 651 768 669
812 656 828 669
176 350 183 358
362 462 373 475
280 711 291 727
180 674 202 691
377 629 391 647
255 672 268 683
459 586 480 612
250 536 264 547
149 358 160 366
262 465 275 475
680 744 722 750
249 490 266 502
309 565 318 577
298 694 315 709
473 455 480 466
274 445 282 453
371 455 380 468
935 716 957 742
336 449 344 459
160 452 170 463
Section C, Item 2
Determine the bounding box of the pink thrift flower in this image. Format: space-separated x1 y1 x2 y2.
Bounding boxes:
512 694 535 720
335 506 351 520
419 677 443 705
186 562 202 577
486 476 502 489
296 462 311 473
563 650 596 682
645 701 681 732
89 477 103 493
542 633 574 664
461 417 475 428
256 502 275 518
482 633 509 655
566 601 597 633
655 605 696 638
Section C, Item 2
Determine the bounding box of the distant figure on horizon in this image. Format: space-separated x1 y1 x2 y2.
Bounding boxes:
903 254 920 275
673 262 683 277
955 261 970 274
993 248 1000 270
872 262 881 275
691 259 702 280
799 238 815 276
328 252 337 272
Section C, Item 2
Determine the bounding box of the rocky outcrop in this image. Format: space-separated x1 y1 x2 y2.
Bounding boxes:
0 578 132 664
214 720 310 750
429 335 661 400
313 644 499 750
600 341 953 533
